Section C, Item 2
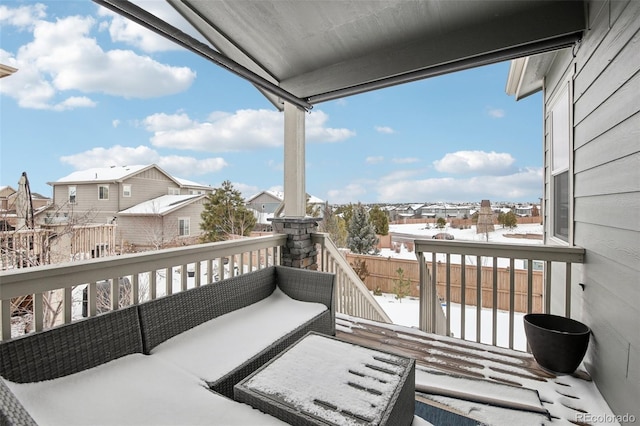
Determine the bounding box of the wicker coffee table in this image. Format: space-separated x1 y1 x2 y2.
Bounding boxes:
234 332 415 425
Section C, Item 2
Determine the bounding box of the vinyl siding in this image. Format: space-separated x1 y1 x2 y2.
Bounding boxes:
116 199 205 248
543 0 640 418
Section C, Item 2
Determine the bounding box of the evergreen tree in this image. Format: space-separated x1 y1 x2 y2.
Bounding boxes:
497 211 506 227
319 203 347 247
369 205 389 236
503 211 518 230
200 180 256 242
392 267 411 303
436 217 447 229
347 203 379 254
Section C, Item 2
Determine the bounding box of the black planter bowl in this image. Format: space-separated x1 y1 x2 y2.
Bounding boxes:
523 313 591 374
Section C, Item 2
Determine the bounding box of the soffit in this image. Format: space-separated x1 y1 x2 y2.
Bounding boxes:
96 0 586 109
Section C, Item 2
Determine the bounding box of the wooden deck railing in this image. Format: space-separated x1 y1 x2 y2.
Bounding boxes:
0 235 285 340
415 239 585 350
1 233 391 341
312 233 392 324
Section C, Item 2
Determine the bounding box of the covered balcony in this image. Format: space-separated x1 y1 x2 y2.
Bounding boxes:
3 0 638 424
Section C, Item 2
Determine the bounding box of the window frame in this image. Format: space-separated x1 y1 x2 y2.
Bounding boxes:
123 184 131 198
178 217 190 237
98 184 110 201
68 186 76 204
168 187 181 195
548 78 573 244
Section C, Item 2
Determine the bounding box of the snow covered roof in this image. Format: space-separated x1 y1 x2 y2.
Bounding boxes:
53 165 151 184
118 194 204 216
247 190 324 204
175 177 212 190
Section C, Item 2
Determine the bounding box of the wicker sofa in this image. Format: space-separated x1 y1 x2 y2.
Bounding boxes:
0 266 335 425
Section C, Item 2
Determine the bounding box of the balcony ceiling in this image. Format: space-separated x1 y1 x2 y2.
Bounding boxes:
95 0 586 109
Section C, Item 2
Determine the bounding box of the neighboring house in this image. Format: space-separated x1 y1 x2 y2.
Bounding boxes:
48 165 213 250
0 184 51 230
506 0 639 416
514 205 533 217
396 204 423 219
117 194 207 249
246 190 324 226
419 203 474 219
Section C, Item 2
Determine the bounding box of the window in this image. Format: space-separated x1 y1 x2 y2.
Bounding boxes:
98 185 109 200
179 218 190 236
68 186 76 204
123 184 131 197
549 82 571 242
168 187 181 195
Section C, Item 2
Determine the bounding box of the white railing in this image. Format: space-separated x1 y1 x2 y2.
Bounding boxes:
312 233 392 324
0 235 285 340
415 239 585 350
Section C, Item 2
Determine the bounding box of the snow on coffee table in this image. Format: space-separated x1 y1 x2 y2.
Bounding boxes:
234 332 415 425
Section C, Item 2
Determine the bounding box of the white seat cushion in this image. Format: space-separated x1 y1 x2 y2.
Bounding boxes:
4 354 284 426
151 287 327 382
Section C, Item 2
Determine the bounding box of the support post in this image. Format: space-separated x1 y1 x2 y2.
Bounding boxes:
283 101 306 218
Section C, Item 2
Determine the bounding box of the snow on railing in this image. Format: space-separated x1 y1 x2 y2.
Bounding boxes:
0 235 285 340
312 233 392 324
414 239 585 350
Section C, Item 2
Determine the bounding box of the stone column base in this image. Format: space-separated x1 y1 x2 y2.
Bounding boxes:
270 217 319 270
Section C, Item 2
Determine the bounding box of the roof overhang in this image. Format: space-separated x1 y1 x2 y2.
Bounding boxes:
506 51 560 100
95 0 586 110
0 63 18 79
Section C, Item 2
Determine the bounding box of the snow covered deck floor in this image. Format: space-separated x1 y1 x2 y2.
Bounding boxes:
336 313 617 425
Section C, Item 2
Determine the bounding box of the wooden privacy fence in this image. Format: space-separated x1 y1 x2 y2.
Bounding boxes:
345 253 543 313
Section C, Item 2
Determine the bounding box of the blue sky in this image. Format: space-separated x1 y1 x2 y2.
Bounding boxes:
1 1 543 205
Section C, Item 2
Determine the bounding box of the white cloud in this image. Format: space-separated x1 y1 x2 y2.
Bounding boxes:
144 109 355 152
374 167 542 203
327 183 368 204
366 156 384 165
112 119 121 128
433 150 515 175
487 107 505 118
0 3 46 28
392 157 420 164
59 145 227 177
375 126 394 134
0 8 195 110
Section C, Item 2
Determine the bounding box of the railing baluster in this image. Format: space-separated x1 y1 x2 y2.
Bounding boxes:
545 260 552 314
110 278 119 311
509 258 515 349
446 253 451 337
166 268 173 296
34 293 44 332
1 299 11 339
460 255 466 340
476 255 481 343
181 264 188 291
64 287 72 324
150 271 157 300
195 261 202 287
132 273 139 304
527 260 533 313
492 257 498 347
431 252 437 333
565 262 572 318
88 281 97 316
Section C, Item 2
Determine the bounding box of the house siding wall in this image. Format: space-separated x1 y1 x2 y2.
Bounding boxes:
116 199 205 248
544 0 639 418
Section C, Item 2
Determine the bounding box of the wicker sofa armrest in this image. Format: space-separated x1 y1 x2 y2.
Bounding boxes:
274 266 335 334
